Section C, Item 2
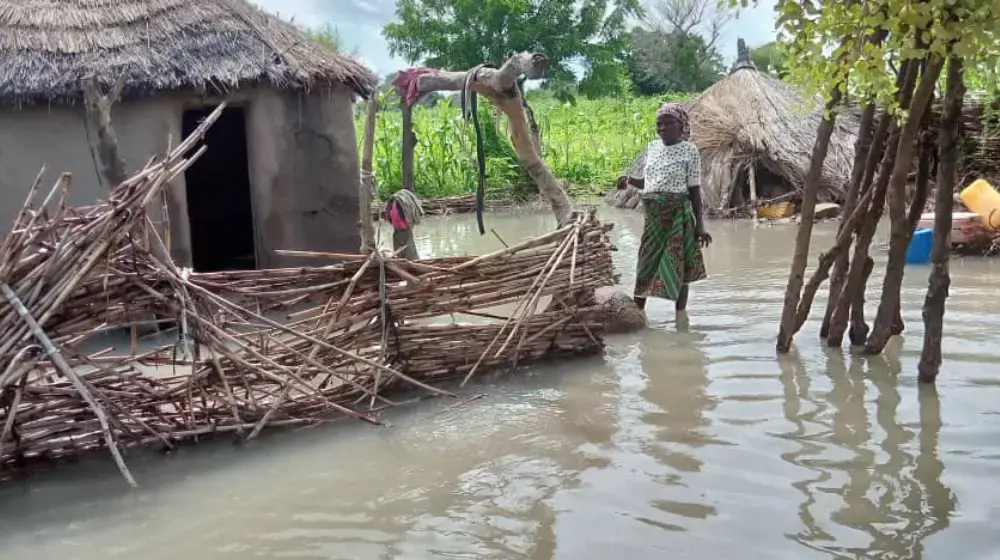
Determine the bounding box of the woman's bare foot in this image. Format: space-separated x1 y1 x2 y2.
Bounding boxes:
675 309 690 332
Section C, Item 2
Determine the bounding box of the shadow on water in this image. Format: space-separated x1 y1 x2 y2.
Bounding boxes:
779 342 956 559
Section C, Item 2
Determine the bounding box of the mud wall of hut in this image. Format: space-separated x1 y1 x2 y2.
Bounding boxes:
0 85 361 270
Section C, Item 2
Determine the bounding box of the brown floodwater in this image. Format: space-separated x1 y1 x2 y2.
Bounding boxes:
1 207 999 559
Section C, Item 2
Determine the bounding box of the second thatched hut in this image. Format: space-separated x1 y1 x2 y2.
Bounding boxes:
0 0 378 271
616 40 860 216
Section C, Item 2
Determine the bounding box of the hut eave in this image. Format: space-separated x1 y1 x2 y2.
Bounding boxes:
0 0 379 107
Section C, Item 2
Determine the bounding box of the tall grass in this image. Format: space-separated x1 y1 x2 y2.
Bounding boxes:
356 93 690 201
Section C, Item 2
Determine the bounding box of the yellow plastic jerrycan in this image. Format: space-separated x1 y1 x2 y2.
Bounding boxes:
959 179 1000 230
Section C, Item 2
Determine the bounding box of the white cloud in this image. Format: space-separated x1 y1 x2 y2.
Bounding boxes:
251 0 778 77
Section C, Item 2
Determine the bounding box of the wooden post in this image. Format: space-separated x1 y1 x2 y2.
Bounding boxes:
748 164 759 224
359 99 378 253
401 103 415 193
394 102 419 259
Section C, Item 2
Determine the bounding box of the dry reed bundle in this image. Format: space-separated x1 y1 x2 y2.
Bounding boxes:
0 105 616 486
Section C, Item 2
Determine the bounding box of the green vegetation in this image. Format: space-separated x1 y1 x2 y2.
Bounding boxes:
383 0 642 97
382 0 729 101
301 23 344 53
356 92 688 201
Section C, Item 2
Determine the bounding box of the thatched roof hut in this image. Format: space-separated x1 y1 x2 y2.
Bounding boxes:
616 40 860 215
0 0 378 271
689 40 860 211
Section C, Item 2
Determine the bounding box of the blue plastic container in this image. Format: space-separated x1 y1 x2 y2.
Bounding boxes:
905 227 933 264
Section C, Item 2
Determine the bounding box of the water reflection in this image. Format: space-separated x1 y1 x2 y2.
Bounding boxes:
639 327 721 526
1 208 997 558
780 346 956 558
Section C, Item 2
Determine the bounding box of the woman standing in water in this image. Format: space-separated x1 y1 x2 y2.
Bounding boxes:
616 103 711 314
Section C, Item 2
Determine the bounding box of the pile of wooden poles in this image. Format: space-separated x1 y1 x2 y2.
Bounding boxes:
0 105 616 486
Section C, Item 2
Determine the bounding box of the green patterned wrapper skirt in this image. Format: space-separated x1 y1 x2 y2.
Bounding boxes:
633 192 707 301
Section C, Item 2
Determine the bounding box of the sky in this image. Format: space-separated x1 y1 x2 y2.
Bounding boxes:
253 0 779 78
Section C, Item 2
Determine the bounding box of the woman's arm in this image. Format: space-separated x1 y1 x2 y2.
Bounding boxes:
688 186 705 232
686 143 706 234
616 175 645 189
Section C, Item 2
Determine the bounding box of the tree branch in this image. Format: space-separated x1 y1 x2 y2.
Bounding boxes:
81 74 128 187
414 52 548 96
410 52 574 227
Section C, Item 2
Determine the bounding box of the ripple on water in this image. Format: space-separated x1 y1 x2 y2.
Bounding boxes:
0 209 999 559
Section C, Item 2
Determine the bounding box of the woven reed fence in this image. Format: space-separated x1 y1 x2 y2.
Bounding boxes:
0 105 616 486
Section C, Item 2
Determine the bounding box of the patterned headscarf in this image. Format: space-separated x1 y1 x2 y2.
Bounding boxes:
656 103 690 141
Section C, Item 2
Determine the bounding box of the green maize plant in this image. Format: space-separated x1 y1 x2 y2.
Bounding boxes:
356 92 691 201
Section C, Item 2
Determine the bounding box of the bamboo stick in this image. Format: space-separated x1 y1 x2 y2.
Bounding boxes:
0 139 615 482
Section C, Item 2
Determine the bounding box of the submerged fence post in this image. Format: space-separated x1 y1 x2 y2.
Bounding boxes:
359 99 378 253
395 102 419 259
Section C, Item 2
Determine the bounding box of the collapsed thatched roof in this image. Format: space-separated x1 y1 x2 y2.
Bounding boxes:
0 0 379 106
690 75 860 208
689 40 860 209
621 40 860 212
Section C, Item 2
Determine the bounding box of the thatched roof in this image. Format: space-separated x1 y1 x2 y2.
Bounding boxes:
0 0 379 107
620 40 860 213
689 40 860 210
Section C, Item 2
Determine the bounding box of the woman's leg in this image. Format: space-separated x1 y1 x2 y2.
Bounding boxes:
633 202 664 308
676 206 706 313
675 285 689 311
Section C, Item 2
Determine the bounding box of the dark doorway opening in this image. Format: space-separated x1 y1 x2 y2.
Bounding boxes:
182 106 257 272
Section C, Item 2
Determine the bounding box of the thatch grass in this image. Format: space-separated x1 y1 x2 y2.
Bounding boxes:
689 67 860 210
618 67 860 214
0 0 378 106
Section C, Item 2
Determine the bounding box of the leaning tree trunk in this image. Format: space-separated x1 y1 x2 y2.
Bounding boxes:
775 89 842 353
826 60 919 347
819 29 888 338
821 100 879 337
865 56 944 355
893 125 936 336
409 53 574 227
792 182 878 334
82 75 128 188
805 100 876 337
82 73 166 339
919 57 965 383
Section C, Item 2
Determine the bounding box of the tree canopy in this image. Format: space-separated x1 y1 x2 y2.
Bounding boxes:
626 27 725 94
382 0 642 95
623 0 731 94
735 0 1000 110
748 41 787 78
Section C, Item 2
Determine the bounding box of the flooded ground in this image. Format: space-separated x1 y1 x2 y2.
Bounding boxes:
1 207 999 559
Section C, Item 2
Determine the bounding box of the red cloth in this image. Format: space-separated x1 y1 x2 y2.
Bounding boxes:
387 199 408 230
391 67 440 106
